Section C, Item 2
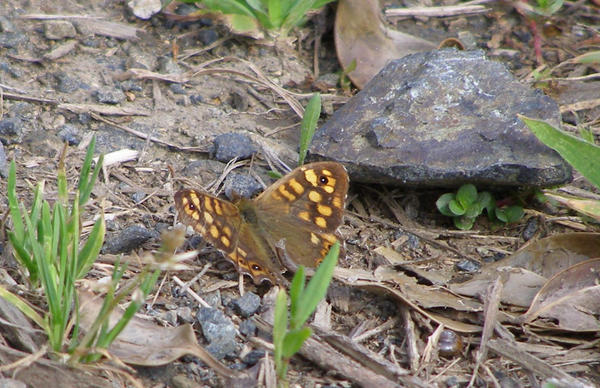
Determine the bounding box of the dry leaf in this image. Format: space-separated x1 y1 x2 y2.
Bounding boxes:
450 233 600 307
517 258 600 331
78 290 251 384
334 0 436 89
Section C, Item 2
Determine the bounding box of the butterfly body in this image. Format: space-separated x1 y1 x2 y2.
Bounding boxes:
175 161 349 284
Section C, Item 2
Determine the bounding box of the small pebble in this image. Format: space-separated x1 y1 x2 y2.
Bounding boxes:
44 20 76 40
223 172 262 200
230 292 261 318
242 349 265 366
213 132 257 163
102 225 157 254
455 259 481 273
94 87 126 104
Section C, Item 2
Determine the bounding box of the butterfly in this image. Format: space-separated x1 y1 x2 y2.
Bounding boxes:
174 161 349 284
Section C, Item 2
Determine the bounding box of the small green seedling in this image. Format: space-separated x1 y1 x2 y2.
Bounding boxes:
437 184 523 230
179 0 335 39
298 93 321 166
273 241 339 387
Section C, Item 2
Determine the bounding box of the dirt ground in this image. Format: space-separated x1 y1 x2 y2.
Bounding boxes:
1 0 600 387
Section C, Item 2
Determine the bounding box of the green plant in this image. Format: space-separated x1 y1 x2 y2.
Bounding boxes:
521 115 600 222
2 138 105 352
180 0 335 39
436 184 523 230
521 116 600 189
298 92 321 166
273 241 339 386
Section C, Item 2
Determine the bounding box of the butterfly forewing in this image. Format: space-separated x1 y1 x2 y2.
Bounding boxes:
255 162 349 267
174 189 281 284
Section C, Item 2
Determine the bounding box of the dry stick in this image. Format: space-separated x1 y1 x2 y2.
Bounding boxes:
401 307 420 373
172 276 211 308
89 112 210 153
487 339 593 388
468 274 504 387
385 4 489 18
352 211 469 259
254 316 423 388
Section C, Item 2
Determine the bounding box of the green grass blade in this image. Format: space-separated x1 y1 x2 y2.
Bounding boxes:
520 115 600 189
267 0 283 28
273 289 288 375
0 285 47 330
282 327 312 358
292 241 339 328
202 0 256 17
298 93 321 166
77 215 105 279
288 265 304 320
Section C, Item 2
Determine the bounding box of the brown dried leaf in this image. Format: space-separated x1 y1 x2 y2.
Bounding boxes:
517 258 600 331
334 0 435 89
334 267 482 332
78 290 251 384
450 233 600 307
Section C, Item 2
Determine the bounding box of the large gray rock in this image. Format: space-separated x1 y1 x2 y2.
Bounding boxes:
309 49 571 188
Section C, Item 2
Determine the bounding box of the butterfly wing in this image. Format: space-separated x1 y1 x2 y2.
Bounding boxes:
254 162 349 268
174 189 282 284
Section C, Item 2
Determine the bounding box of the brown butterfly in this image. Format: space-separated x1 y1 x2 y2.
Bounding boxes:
174 162 349 284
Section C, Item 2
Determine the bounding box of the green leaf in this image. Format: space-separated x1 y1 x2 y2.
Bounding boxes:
464 203 483 218
0 285 47 330
298 93 321 166
267 0 283 28
202 0 256 17
436 193 455 216
292 241 339 329
273 289 288 373
521 115 600 190
289 265 305 319
573 50 600 64
282 327 312 358
456 184 477 207
448 199 466 216
77 215 105 279
454 216 475 230
496 206 524 223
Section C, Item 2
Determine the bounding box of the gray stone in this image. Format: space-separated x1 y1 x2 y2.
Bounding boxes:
309 49 571 188
196 307 238 359
0 141 9 178
55 73 83 93
94 87 126 104
44 21 77 40
102 225 157 254
0 117 23 144
0 32 28 49
239 319 256 337
230 291 261 318
213 132 257 162
57 124 80 145
223 172 262 200
242 349 265 366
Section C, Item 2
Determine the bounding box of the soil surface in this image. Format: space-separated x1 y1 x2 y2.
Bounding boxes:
1 0 600 387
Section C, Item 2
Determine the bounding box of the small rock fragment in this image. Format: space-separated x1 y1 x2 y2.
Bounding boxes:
223 172 262 200
102 225 157 254
44 21 77 40
230 292 261 318
213 132 257 163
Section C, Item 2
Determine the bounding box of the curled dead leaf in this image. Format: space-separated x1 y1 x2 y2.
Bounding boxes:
517 258 600 331
450 233 600 307
78 290 252 384
334 0 436 89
